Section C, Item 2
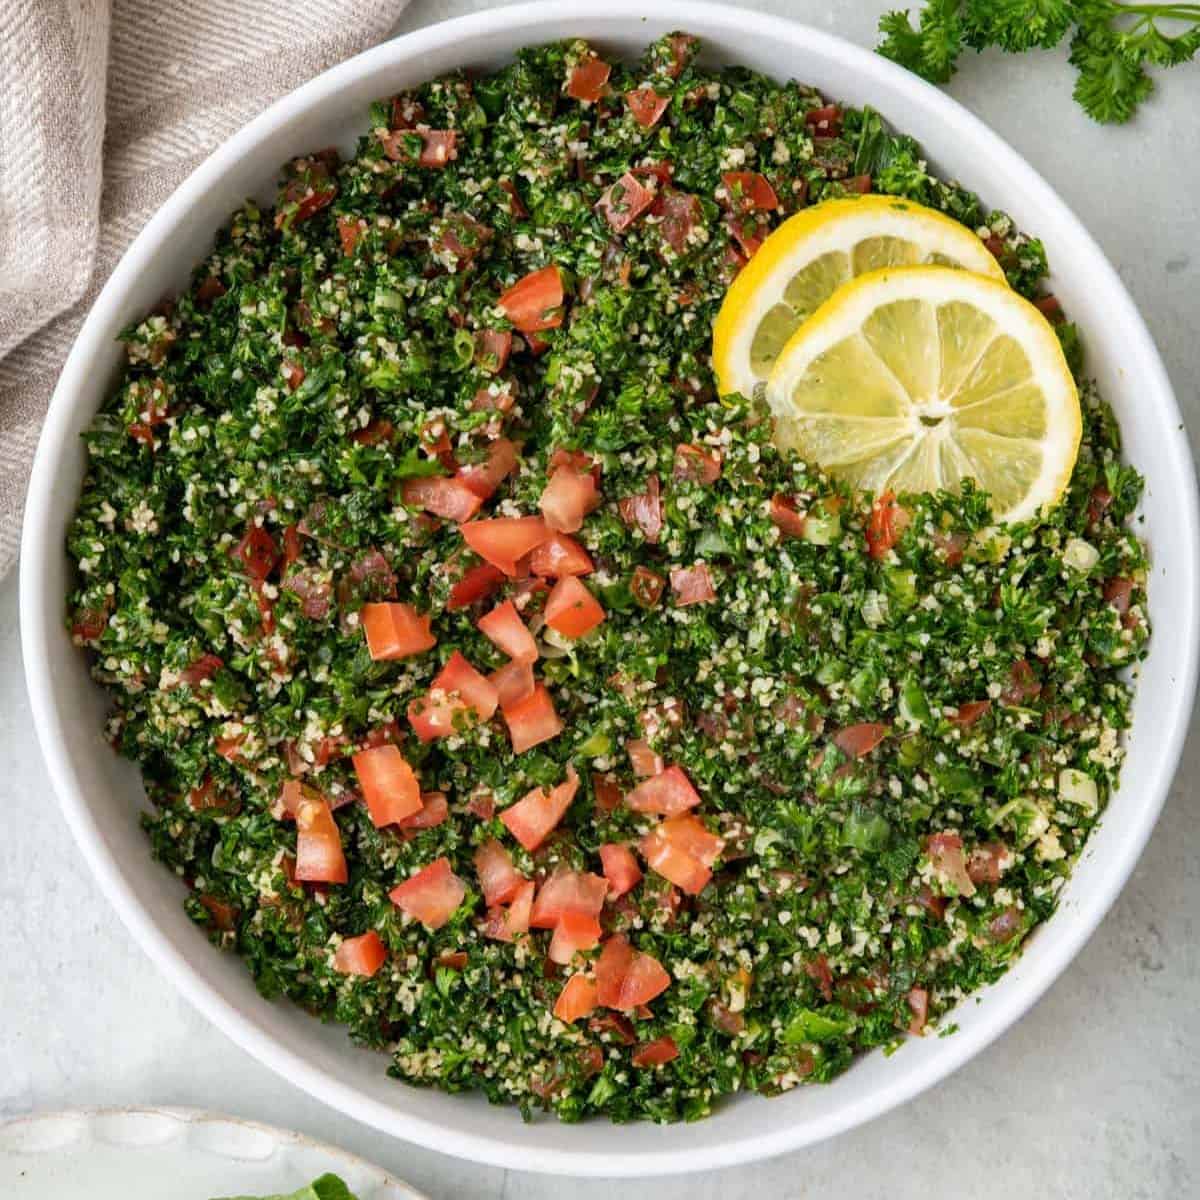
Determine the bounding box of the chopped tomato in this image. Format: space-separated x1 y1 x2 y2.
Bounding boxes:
483 877 535 943
625 87 670 129
295 795 348 884
866 490 910 559
490 659 536 709
629 565 665 609
553 973 599 1023
360 602 436 661
475 328 513 373
497 265 564 333
333 930 387 977
430 650 499 718
232 525 279 581
631 1036 679 1067
350 418 394 446
478 599 539 663
352 744 422 827
726 212 770 258
401 475 483 523
670 563 716 606
180 654 223 687
549 911 603 964
665 33 697 76
599 843 643 899
949 700 991 728
503 683 563 753
198 894 237 932
770 494 808 538
389 857 466 930
500 767 579 852
966 841 1011 886
626 738 663 779
625 764 701 815
540 465 600 534
907 986 929 1035
832 723 889 758
398 791 449 831
593 773 622 814
640 813 724 896
926 832 976 897
843 174 873 194
804 104 842 135
720 171 779 212
566 56 611 102
544 576 606 638
463 516 551 575
282 567 332 620
1000 659 1042 706
381 127 458 167
447 560 505 610
618 474 662 543
1087 484 1113 526
596 172 657 233
337 215 367 256
529 533 593 577
530 864 608 928
652 187 704 257
474 837 526 906
214 732 247 762
932 530 967 566
456 438 518 501
407 651 499 741
595 934 671 1009
673 443 722 484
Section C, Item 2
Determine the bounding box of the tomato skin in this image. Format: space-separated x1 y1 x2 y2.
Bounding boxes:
624 764 700 816
599 843 643 898
625 87 671 128
474 837 527 906
500 767 580 852
478 599 539 664
352 744 423 827
388 857 467 930
503 683 563 754
866 490 909 560
544 576 606 638
462 516 551 575
333 930 387 977
670 563 716 606
632 1036 679 1067
549 911 603 964
497 265 564 333
832 723 889 758
596 171 657 233
529 533 593 578
553 973 599 1023
566 57 611 102
540 466 601 534
720 171 779 212
531 866 609 929
295 795 348 884
447 561 505 610
361 602 436 661
401 475 483 523
456 438 518 501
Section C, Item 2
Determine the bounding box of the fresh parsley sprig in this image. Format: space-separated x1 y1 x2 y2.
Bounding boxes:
877 1 1200 122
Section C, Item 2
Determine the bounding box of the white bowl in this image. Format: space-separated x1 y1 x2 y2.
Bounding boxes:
20 0 1200 1177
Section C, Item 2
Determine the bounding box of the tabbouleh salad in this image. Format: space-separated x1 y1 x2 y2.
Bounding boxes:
67 33 1149 1124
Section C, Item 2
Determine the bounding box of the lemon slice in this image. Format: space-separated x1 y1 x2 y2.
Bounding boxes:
766 266 1081 524
713 196 1005 399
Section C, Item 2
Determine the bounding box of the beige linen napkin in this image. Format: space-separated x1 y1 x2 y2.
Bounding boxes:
0 0 404 579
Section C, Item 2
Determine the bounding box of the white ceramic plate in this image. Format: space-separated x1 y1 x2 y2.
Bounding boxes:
19 0 1200 1178
0 1108 422 1199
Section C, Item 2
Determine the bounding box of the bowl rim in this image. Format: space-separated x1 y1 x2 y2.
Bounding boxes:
19 0 1200 1177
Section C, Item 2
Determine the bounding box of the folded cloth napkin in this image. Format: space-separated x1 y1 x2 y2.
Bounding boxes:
0 0 403 579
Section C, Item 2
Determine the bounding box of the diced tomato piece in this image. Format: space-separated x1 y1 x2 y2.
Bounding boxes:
447 561 505 611
770 494 808 538
673 442 722 484
474 837 526 906
623 739 659 779
463 516 551 575
407 651 499 741
295 795 348 884
618 474 662 543
540 466 600 534
653 187 704 257
843 174 873 194
503 683 563 753
1001 659 1042 706
625 87 671 129
483 878 535 943
549 911 603 964
566 57 611 102
866 490 910 560
352 744 422 827
530 864 608 929
720 171 779 212
500 767 580 852
832 723 889 758
233 525 279 581
401 475 483 523
214 732 247 762
804 104 842 135
1103 576 1134 613
950 700 991 728
543 576 606 638
277 778 318 820
389 857 466 930
595 934 671 1009
489 659 536 709
431 651 499 718
966 841 1011 886
397 791 449 831
361 602 436 661
180 653 223 686
640 813 724 896
624 566 662 609
478 599 538 663
380 127 458 167
593 773 622 814
625 764 700 815
932 530 967 566
351 417 394 446
907 986 929 1035
599 843 643 899
529 533 593 578
456 438 518 501
281 567 332 620
665 32 697 76
498 265 564 333
632 1036 679 1067
197 893 237 932
475 329 513 374
926 832 976 897
1087 484 1113 526
333 930 387 978
596 171 657 233
553 973 599 1023
670 563 716 606
337 215 368 256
